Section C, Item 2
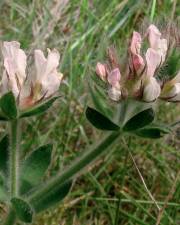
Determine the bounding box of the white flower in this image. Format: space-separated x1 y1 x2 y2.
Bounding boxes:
1 41 27 97
1 41 63 109
108 86 121 101
147 24 168 64
143 77 161 102
145 48 161 77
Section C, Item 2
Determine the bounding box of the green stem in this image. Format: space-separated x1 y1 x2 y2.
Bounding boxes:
9 119 20 197
3 120 20 225
28 131 121 209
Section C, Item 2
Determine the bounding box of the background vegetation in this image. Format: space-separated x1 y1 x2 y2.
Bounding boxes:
0 0 179 224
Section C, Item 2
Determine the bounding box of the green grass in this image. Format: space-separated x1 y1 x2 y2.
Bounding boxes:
0 0 180 224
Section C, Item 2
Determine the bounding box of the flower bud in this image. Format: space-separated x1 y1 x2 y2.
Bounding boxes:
130 31 144 73
96 62 107 81
142 77 161 102
107 68 121 87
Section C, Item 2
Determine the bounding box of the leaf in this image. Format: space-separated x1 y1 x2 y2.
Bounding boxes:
86 107 120 131
30 180 72 213
89 85 113 118
20 144 53 194
134 124 171 139
20 96 59 118
0 135 9 174
11 197 33 223
123 108 155 131
0 92 17 119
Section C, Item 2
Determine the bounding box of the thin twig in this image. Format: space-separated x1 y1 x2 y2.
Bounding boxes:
129 151 161 210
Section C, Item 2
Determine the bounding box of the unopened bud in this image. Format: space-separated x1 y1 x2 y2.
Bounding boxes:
96 62 107 81
107 68 121 86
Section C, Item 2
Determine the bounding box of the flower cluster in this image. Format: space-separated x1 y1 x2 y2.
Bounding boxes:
95 24 180 103
1 41 63 109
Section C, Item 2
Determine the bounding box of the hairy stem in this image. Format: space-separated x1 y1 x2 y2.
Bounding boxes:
3 119 21 225
9 119 20 197
28 131 121 210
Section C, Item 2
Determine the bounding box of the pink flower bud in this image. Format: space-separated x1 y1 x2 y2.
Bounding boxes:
107 68 121 87
130 31 144 73
130 31 142 55
95 62 107 81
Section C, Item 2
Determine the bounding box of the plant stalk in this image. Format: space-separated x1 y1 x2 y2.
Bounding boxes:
3 119 21 225
9 119 20 197
28 130 121 209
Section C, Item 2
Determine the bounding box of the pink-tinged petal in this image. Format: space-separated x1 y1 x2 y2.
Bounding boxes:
2 41 27 81
34 48 62 98
41 71 63 98
2 41 20 58
130 31 144 73
2 41 27 98
147 24 161 49
34 49 47 80
46 49 60 75
146 25 168 64
145 48 161 77
107 68 121 86
143 77 161 102
130 31 142 55
108 86 121 101
132 54 144 72
96 62 106 81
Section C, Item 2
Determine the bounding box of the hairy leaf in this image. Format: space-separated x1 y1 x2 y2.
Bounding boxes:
0 92 17 119
0 135 9 175
20 144 52 194
11 198 33 223
86 106 119 130
123 108 155 131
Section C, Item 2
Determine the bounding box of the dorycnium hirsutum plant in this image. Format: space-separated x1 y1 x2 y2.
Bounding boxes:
0 24 179 225
87 24 179 135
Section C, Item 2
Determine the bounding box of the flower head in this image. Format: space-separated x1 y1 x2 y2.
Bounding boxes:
1 41 63 110
94 24 176 104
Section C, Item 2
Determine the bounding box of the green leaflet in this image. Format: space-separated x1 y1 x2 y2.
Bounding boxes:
20 144 53 194
11 198 33 223
86 106 120 131
123 108 155 131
